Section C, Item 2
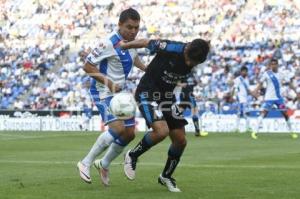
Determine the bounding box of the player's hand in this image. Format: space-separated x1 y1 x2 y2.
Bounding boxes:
251 90 259 99
113 84 122 93
118 40 128 49
108 81 122 93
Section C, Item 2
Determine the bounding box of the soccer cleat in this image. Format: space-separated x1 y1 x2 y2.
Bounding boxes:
251 131 258 139
200 131 208 137
124 150 137 180
94 159 110 186
291 133 298 139
77 161 91 184
158 174 181 192
195 131 208 137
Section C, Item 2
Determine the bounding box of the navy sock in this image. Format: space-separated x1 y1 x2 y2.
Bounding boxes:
162 144 185 178
129 132 154 159
192 115 200 132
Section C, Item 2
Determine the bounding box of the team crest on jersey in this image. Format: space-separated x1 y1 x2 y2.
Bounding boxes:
159 41 167 49
92 42 107 57
98 42 106 49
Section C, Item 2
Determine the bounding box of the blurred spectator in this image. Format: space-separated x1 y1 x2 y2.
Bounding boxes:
1 0 300 113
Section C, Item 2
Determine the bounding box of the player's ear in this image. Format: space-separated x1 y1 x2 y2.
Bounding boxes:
118 21 123 28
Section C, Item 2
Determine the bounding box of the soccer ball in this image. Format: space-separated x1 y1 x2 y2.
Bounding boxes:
109 92 137 120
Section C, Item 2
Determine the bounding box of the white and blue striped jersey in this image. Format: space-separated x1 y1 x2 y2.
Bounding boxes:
234 76 250 103
260 70 283 101
85 31 138 99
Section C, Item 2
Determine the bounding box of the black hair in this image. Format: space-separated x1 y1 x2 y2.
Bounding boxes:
270 58 278 64
186 39 210 64
119 8 140 23
240 66 248 72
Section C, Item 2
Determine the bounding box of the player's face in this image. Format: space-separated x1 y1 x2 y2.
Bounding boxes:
184 45 200 67
241 70 248 77
184 56 199 67
118 19 140 41
270 61 278 72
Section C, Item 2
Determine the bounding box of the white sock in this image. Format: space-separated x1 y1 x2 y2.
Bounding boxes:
82 130 115 167
101 142 125 169
286 119 292 133
245 116 250 131
236 116 240 132
256 116 263 133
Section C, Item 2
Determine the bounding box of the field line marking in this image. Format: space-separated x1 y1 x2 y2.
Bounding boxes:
0 160 299 169
0 133 96 140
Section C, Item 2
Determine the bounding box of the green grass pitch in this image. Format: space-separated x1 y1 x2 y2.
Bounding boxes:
0 131 300 199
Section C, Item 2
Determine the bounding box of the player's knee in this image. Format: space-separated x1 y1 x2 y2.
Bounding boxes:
124 129 136 142
156 126 169 140
109 122 126 135
177 138 187 149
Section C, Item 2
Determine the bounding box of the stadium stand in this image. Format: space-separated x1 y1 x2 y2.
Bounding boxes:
1 0 300 117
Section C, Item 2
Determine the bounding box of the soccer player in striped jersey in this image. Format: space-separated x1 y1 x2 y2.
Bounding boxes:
232 66 256 133
251 58 296 139
77 8 146 186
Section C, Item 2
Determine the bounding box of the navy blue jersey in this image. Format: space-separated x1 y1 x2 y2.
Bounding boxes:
137 40 192 95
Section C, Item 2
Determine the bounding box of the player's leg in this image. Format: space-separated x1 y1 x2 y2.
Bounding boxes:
192 108 200 136
95 121 136 186
252 102 269 139
78 120 125 183
242 103 252 133
244 112 251 132
188 94 207 137
236 103 242 132
79 115 84 130
82 116 91 131
158 127 186 192
252 111 267 139
281 110 296 137
78 97 125 183
124 120 169 180
124 92 170 180
278 101 297 138
189 94 200 136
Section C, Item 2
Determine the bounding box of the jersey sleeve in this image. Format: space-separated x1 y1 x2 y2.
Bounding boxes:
131 49 138 60
85 39 114 66
233 78 239 92
278 72 285 83
259 72 267 84
233 78 238 88
147 39 185 55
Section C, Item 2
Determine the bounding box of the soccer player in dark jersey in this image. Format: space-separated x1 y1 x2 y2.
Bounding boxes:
120 38 210 192
175 74 208 137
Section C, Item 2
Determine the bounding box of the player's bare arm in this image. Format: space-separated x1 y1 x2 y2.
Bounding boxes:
177 82 187 88
253 82 263 98
83 62 121 92
134 56 147 71
249 89 257 98
119 39 150 49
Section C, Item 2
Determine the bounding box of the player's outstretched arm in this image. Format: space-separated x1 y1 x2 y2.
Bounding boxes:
119 39 150 50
